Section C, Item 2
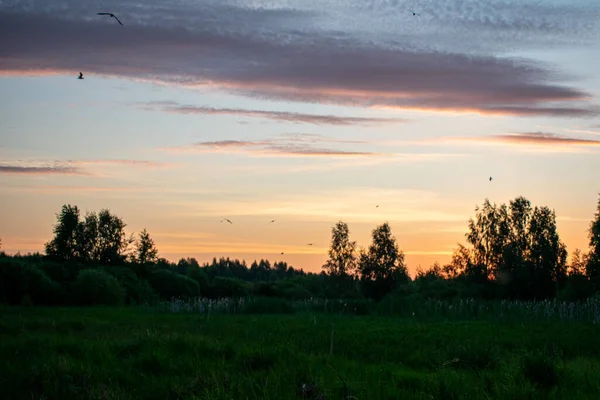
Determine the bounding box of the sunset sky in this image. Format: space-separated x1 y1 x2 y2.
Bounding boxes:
1 0 600 275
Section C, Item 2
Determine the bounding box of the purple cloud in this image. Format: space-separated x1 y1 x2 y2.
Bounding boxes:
484 132 600 146
0 1 598 117
166 134 380 157
0 158 170 176
139 102 409 125
0 164 84 175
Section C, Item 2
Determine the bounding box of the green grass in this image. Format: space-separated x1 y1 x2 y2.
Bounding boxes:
1 306 600 399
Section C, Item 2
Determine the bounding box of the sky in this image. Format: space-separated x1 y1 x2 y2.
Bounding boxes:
1 0 600 275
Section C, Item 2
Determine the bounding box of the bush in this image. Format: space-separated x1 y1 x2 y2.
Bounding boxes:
187 267 210 294
0 259 61 305
147 269 201 300
208 277 249 298
72 269 126 305
105 267 158 305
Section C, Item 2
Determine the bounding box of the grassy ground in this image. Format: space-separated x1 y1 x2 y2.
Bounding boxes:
1 306 599 399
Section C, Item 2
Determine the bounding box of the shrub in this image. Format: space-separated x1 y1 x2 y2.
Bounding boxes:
208 277 249 298
187 267 210 294
105 267 158 305
71 269 126 305
0 259 61 305
146 269 201 300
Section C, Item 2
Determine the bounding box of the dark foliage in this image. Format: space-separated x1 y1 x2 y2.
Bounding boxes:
1 195 600 306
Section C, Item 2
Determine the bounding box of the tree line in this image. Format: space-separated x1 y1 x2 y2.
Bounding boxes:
0 194 599 306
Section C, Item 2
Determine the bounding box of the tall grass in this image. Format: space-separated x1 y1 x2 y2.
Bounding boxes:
152 296 600 325
2 306 600 399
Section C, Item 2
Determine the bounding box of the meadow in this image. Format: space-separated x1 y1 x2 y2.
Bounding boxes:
2 298 600 400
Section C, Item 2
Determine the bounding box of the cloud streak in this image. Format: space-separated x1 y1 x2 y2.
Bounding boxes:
0 158 171 176
163 133 383 158
139 102 409 125
467 132 600 148
0 164 84 175
1 1 598 118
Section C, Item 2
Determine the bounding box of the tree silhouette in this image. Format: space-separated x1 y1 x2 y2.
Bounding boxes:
463 196 567 299
528 205 568 297
135 229 158 265
75 211 99 261
44 205 132 265
44 204 81 262
322 221 357 277
95 209 132 265
357 222 409 300
568 249 587 276
587 193 600 290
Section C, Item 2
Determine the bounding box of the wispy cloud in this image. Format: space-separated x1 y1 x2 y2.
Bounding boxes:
0 164 84 175
0 158 172 176
70 159 174 168
162 134 383 158
1 1 598 118
411 131 600 154
140 102 409 125
485 132 600 146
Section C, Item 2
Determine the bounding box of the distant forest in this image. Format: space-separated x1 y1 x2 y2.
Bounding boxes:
1 194 599 306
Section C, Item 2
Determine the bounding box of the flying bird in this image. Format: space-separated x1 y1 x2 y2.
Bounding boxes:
307 243 314 246
376 205 379 208
221 218 233 224
489 177 493 182
281 252 285 255
408 10 421 17
77 72 84 80
97 12 123 26
269 220 275 223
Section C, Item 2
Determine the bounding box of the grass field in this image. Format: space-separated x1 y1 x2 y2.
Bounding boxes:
1 303 600 400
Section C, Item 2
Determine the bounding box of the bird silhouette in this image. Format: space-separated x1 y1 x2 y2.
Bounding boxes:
489 177 493 181
281 252 285 255
307 243 314 246
97 12 123 26
78 72 84 80
376 205 379 208
269 219 275 223
408 9 421 17
221 218 233 224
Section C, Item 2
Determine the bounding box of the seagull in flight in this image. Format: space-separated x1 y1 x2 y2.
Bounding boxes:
97 12 123 26
77 72 84 80
221 218 233 224
408 10 421 17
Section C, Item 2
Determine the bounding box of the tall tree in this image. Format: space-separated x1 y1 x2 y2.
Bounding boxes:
322 221 357 277
95 209 131 265
568 249 587 277
45 204 81 261
357 222 409 300
135 229 158 265
527 206 568 297
75 211 99 262
462 197 567 299
587 193 600 291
